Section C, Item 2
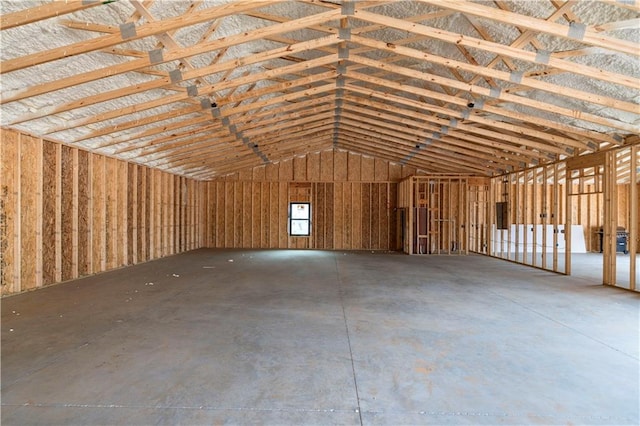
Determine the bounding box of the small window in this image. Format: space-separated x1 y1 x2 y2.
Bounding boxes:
289 202 311 236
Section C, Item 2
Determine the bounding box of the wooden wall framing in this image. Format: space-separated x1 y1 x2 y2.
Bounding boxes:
205 150 415 251
0 128 205 296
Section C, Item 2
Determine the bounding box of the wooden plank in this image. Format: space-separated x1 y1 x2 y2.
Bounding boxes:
77 150 90 276
60 145 74 282
374 159 389 182
320 151 333 181
361 183 371 249
361 156 375 181
334 150 348 181
18 135 39 290
41 140 57 285
348 152 361 182
307 152 321 182
566 152 606 171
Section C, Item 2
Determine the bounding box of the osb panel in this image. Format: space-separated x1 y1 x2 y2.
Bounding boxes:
320 150 333 181
343 183 353 249
371 184 380 248
265 162 279 181
280 159 293 182
216 182 225 247
20 135 41 290
314 183 325 249
348 152 361 182
389 162 402 182
268 182 278 248
105 158 118 269
144 167 151 261
117 161 128 263
325 183 334 249
137 166 145 261
238 168 252 181
41 140 57 285
306 152 320 182
389 183 399 250
77 149 90 276
293 156 307 182
252 182 262 248
60 145 74 282
352 183 362 249
334 150 348 181
375 159 389 182
260 182 271 247
253 165 266 181
278 182 288 248
361 183 372 249
242 182 252 247
333 183 344 249
0 131 19 294
225 182 234 248
234 182 243 246
361 157 375 181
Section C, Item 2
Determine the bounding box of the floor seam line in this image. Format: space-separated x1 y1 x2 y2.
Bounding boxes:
485 287 639 361
334 253 364 426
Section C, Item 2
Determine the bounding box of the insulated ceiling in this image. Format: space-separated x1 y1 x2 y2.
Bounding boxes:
1 0 639 179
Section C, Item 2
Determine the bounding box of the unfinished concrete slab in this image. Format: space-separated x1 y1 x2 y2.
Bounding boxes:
2 249 639 425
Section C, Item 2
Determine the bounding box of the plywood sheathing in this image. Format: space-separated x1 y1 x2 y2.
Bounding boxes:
1 0 638 180
0 128 206 296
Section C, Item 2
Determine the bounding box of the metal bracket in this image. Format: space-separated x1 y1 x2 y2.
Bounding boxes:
119 22 137 39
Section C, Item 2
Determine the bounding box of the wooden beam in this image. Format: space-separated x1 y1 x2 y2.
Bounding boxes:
1 1 287 73
348 54 636 134
417 0 639 57
1 0 110 30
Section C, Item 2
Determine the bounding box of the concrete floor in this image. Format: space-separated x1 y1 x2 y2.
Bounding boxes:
2 249 639 425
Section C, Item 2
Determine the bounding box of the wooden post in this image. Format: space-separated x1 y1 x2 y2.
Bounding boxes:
629 145 637 290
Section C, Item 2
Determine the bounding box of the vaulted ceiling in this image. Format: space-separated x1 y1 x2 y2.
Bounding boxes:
1 0 639 180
